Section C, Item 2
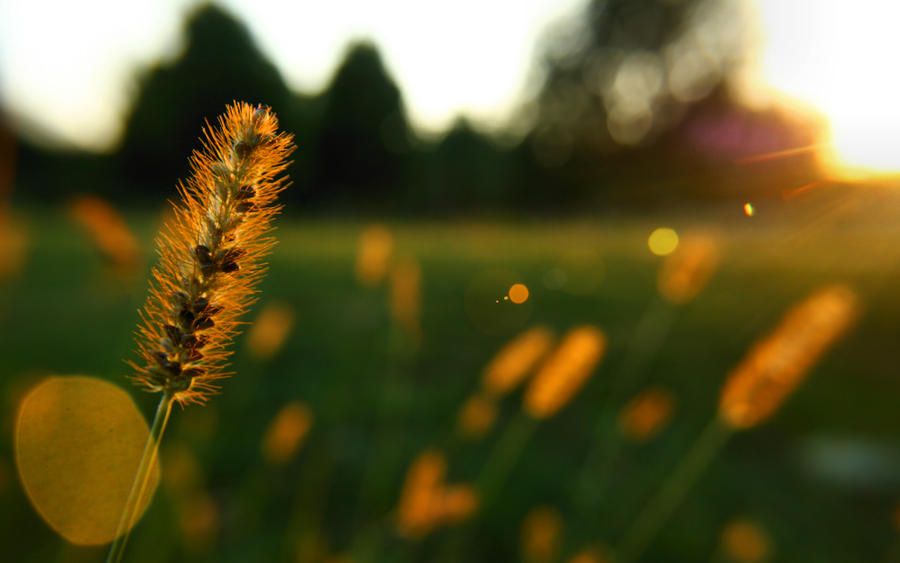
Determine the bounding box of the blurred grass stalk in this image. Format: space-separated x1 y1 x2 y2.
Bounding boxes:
613 284 859 563
571 236 720 522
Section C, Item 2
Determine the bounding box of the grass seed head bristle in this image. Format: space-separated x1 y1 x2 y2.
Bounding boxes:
718 284 860 429
523 325 606 419
482 326 555 397
130 102 294 406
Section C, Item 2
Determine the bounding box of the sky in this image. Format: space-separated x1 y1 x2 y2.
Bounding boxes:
3 0 900 178
0 0 585 150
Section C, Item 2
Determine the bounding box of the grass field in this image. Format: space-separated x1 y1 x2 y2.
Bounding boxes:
3 195 900 562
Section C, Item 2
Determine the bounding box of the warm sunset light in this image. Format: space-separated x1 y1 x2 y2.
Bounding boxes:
748 0 900 180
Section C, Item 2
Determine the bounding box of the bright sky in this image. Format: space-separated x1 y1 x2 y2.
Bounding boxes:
743 0 900 178
0 0 585 150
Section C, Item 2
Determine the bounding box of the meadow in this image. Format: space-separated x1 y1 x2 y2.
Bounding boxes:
2 192 900 562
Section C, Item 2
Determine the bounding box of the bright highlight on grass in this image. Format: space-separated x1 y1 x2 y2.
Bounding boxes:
647 228 679 256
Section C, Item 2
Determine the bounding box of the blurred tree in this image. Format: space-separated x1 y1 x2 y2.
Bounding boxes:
524 0 749 205
117 4 295 196
310 41 411 209
414 119 513 213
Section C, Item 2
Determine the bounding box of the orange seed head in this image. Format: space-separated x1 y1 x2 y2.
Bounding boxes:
130 102 294 405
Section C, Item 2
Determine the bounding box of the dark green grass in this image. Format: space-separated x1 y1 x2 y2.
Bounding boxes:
2 202 900 562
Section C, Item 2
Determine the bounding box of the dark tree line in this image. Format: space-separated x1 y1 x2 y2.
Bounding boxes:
12 2 816 213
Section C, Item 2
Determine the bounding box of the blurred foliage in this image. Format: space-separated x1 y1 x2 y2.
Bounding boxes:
10 1 821 213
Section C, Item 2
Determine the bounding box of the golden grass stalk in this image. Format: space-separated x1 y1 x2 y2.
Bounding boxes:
618 387 676 443
482 325 554 397
657 233 720 305
615 284 860 563
108 102 293 563
456 393 498 439
521 506 563 563
523 325 606 419
68 194 141 280
355 223 393 286
718 284 860 429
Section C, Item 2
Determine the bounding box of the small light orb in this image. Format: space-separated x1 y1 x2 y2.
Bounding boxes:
743 202 755 217
648 228 679 256
508 283 530 304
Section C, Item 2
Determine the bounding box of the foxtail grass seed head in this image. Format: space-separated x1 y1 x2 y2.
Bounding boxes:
261 401 312 466
718 284 859 429
130 102 294 406
355 223 393 286
657 234 720 304
568 546 610 563
390 254 422 342
457 393 498 439
523 326 606 419
521 506 563 563
0 210 27 279
719 518 771 563
618 387 676 443
396 449 446 538
483 326 555 397
68 194 141 279
246 300 295 360
435 484 478 526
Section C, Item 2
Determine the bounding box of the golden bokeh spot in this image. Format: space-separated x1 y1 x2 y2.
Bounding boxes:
523 326 607 419
720 518 771 563
14 376 160 545
355 224 394 287
521 506 563 563
262 401 313 466
619 387 676 443
457 394 498 439
647 227 679 256
509 283 530 304
246 301 295 361
743 202 755 217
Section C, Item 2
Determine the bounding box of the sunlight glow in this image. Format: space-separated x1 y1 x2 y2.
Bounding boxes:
748 0 900 180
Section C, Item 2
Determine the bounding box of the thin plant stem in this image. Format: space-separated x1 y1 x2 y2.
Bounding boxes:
106 391 174 563
614 418 732 563
476 411 538 515
570 298 678 521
